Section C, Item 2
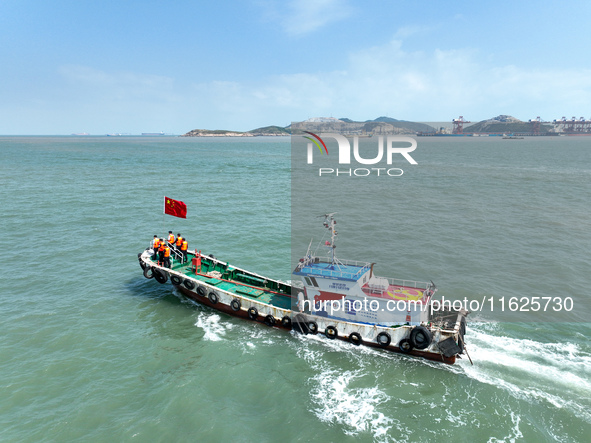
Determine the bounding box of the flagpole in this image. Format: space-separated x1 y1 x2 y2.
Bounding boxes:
163 196 166 241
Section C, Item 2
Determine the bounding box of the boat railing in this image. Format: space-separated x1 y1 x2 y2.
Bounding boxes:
295 256 371 280
166 242 184 263
307 267 369 280
385 277 432 291
146 241 184 264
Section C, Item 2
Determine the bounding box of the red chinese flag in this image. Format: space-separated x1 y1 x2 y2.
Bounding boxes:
164 196 187 219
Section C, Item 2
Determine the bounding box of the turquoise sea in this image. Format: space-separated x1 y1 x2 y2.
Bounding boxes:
1 135 590 442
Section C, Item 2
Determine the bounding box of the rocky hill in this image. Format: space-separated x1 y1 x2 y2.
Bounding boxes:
182 129 253 137
464 115 553 134
248 125 291 136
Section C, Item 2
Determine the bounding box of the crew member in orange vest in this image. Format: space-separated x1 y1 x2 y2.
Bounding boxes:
175 233 183 252
180 238 188 263
151 235 160 259
157 240 166 266
163 243 171 268
167 231 175 245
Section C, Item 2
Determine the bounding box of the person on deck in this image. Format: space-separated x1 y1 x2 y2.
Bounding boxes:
157 240 166 266
167 231 175 245
180 238 188 263
175 233 183 252
163 244 171 268
151 235 160 259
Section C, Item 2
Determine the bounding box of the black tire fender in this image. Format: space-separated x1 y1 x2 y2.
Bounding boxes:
376 331 391 347
308 321 318 335
153 268 168 284
281 316 292 328
197 286 206 297
183 279 195 290
170 275 182 285
138 254 147 270
231 299 241 311
143 266 154 279
348 332 362 346
325 326 338 339
410 326 432 350
248 307 258 320
264 315 276 326
208 292 219 304
398 338 413 353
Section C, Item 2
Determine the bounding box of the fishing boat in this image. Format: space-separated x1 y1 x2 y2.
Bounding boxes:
138 214 469 364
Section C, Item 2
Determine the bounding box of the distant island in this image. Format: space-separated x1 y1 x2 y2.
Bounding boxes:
182 125 290 137
182 115 590 137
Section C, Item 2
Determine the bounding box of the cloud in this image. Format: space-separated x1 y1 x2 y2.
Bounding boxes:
188 38 591 127
59 65 178 103
261 0 353 36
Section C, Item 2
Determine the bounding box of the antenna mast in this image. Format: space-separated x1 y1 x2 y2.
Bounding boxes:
322 213 338 264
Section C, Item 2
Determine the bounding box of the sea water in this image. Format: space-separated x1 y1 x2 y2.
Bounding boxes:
0 135 589 442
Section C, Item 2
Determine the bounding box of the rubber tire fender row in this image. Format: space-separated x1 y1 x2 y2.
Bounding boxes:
376 331 391 347
143 266 154 279
231 299 241 312
183 279 195 290
410 326 432 350
348 332 363 346
325 326 338 339
153 268 168 284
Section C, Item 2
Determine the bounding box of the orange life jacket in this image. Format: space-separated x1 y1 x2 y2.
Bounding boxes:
181 240 188 251
153 238 160 248
164 247 170 258
168 234 175 243
176 237 183 247
158 244 165 252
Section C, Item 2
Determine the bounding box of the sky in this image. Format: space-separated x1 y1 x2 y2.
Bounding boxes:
1 0 590 135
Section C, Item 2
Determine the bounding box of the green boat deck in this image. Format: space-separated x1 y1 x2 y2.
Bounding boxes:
166 252 293 310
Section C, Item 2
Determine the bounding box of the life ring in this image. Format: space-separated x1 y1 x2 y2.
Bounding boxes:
398 338 413 353
197 286 206 297
281 316 292 328
143 266 154 279
183 279 195 290
348 332 362 346
170 275 182 285
248 307 258 320
376 332 391 347
325 326 338 339
308 321 318 335
264 315 276 326
208 292 219 304
410 326 432 350
231 299 241 311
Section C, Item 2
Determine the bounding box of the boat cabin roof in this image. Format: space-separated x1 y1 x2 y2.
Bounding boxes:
293 260 370 282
